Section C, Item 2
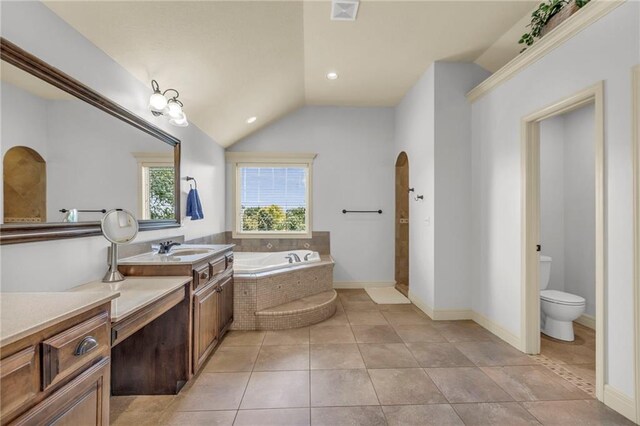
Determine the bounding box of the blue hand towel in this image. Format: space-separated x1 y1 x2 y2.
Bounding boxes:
186 188 204 220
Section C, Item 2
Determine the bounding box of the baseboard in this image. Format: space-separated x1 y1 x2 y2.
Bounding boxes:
333 281 395 289
575 313 596 330
407 291 523 349
407 292 472 320
407 290 434 319
471 311 522 351
603 385 637 423
432 309 473 321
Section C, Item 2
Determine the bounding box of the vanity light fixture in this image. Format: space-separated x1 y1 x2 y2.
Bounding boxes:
148 80 188 127
326 72 339 80
246 116 257 124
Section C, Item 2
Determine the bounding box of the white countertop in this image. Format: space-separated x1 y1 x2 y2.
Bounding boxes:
72 276 192 322
0 291 119 347
119 244 234 266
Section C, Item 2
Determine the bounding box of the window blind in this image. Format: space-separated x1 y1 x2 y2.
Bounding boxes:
238 166 308 232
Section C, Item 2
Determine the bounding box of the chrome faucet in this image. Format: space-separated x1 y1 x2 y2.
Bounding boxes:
157 241 181 254
304 252 313 261
285 253 301 263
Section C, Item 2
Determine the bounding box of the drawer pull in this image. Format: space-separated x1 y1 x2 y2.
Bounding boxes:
74 336 98 356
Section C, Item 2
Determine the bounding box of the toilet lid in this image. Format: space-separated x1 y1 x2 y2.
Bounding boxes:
540 290 586 306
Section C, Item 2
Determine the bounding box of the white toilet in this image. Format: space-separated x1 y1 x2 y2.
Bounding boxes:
539 255 586 341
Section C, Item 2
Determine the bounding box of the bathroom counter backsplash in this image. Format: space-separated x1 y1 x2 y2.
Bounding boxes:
118 244 234 265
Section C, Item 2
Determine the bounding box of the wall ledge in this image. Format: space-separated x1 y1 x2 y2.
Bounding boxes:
467 0 624 103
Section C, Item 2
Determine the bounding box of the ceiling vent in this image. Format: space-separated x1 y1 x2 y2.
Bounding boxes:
331 0 359 21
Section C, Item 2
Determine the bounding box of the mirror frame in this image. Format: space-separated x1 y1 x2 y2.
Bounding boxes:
0 37 182 244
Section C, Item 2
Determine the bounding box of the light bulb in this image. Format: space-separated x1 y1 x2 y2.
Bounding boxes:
170 113 188 127
166 101 183 119
149 92 168 111
246 116 257 124
326 72 338 80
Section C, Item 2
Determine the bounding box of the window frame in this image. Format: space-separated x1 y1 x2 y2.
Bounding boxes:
226 152 316 239
133 152 175 220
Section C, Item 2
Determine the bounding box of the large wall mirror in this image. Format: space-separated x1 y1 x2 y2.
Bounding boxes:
0 38 181 244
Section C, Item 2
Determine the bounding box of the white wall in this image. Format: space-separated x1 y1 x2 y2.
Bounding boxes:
395 62 489 311
394 65 436 308
540 105 596 317
0 2 226 292
540 116 566 292
226 106 396 284
471 2 639 396
563 105 596 317
433 62 491 309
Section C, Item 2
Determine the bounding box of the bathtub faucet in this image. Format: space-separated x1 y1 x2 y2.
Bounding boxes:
285 253 301 263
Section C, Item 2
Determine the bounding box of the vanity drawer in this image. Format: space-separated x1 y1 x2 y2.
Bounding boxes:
0 346 39 419
41 312 110 391
210 257 226 278
193 263 211 290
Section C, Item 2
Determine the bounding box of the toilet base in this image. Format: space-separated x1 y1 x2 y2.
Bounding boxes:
542 317 575 342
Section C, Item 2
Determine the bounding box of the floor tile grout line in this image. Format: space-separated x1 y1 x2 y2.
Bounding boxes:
232 330 262 421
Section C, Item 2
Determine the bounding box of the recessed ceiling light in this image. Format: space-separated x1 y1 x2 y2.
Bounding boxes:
326 72 339 80
246 116 257 124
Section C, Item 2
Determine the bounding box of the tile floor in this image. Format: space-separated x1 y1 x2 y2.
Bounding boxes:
538 324 596 393
110 289 633 425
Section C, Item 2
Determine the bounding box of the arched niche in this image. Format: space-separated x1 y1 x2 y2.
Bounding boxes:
3 146 46 223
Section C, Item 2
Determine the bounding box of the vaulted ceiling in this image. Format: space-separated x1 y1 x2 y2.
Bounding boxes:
44 1 535 147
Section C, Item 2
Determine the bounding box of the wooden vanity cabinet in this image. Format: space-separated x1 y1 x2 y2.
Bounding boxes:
0 304 111 426
218 274 234 336
192 270 233 373
193 281 220 372
119 247 234 376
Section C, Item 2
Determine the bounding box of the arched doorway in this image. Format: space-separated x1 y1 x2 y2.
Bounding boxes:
395 152 409 296
3 146 46 223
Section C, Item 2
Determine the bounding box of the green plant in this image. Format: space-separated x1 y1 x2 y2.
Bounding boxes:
519 0 590 50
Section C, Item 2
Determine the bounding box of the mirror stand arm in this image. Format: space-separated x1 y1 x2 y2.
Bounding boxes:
103 242 125 283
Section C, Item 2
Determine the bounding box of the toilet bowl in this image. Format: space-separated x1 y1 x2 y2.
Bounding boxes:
539 255 586 341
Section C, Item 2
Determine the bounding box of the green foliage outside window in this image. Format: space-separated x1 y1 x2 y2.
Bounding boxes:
149 167 175 220
241 205 306 232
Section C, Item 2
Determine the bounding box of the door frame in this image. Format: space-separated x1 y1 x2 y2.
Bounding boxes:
633 64 640 421
520 81 605 400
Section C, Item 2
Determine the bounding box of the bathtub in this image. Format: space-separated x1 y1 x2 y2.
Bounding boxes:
233 250 321 274
231 250 335 330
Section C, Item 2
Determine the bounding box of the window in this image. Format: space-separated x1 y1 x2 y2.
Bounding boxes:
134 152 176 220
227 152 316 238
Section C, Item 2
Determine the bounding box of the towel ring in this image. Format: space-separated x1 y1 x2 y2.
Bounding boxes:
186 176 198 189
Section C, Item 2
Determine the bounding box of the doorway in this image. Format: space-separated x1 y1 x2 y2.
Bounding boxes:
521 82 604 400
395 152 409 296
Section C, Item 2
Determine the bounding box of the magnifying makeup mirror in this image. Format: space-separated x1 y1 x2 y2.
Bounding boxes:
101 209 138 283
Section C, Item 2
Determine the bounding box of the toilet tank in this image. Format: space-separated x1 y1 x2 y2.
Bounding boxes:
539 255 552 290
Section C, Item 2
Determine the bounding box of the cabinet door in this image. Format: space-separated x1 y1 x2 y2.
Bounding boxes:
12 357 110 426
193 283 219 373
218 275 234 336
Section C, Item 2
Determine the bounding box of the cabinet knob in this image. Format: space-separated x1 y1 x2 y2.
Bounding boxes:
74 336 98 356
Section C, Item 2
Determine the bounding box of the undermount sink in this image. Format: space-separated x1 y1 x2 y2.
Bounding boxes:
168 249 212 256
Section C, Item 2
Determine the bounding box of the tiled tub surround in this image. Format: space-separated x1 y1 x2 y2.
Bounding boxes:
232 256 336 331
187 231 331 254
